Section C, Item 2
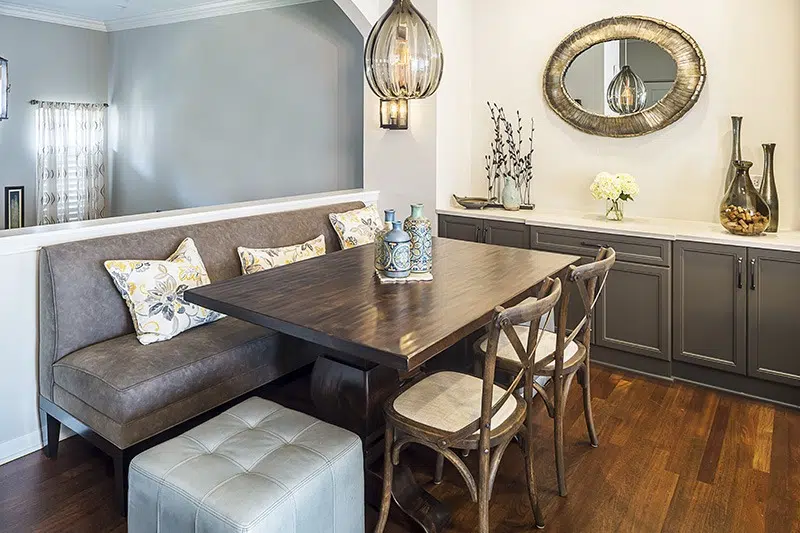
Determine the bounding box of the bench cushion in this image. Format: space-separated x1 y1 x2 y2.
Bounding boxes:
128 397 364 533
52 318 315 448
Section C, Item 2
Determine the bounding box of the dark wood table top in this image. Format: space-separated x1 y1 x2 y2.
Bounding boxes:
186 238 579 371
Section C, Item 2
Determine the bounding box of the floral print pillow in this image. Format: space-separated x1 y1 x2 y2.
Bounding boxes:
238 234 326 276
104 238 224 345
329 204 383 249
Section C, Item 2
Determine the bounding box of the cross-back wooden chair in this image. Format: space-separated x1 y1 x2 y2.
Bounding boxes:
473 247 616 497
374 278 563 533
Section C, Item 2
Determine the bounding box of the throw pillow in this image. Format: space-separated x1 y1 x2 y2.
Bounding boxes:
328 204 383 249
104 238 224 345
238 234 326 275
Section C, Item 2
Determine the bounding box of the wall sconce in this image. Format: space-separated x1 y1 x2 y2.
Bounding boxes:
380 98 408 130
0 57 9 121
364 0 443 131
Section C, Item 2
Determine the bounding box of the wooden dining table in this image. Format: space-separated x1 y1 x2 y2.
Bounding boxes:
186 237 579 533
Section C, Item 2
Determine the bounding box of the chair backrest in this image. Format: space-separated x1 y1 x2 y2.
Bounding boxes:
441 277 562 446
551 247 616 374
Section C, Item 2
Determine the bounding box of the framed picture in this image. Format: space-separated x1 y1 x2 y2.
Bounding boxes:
4 186 24 230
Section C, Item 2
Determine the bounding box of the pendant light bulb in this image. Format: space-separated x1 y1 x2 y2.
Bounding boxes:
606 39 647 114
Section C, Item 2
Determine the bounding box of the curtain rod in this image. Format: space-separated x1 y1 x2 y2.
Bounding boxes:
29 99 109 107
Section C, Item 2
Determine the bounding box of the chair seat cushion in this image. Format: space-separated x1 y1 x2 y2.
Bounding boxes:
53 317 280 425
128 397 364 533
392 371 519 434
479 327 583 370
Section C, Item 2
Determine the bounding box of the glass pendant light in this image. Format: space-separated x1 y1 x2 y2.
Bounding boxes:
606 40 647 115
364 0 444 129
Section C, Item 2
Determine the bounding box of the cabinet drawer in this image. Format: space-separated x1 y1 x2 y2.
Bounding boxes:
530 226 671 266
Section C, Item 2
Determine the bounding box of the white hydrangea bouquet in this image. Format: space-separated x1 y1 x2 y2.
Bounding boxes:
590 172 640 221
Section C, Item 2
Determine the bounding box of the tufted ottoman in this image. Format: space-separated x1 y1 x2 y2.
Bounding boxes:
128 397 364 533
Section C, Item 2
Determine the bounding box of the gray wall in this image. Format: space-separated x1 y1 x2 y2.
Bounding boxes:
0 15 108 228
108 0 364 216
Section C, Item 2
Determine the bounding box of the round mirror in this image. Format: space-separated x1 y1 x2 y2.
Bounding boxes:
543 16 706 137
565 39 677 116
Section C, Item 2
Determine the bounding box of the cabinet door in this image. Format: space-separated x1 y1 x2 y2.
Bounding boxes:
747 248 800 386
484 219 529 248
596 261 671 360
673 242 747 374
438 215 483 242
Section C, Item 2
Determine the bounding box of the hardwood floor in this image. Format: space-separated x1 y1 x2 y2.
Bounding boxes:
1 367 797 533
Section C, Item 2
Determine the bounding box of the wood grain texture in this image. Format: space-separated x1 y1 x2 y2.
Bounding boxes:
187 238 578 371
3 369 799 533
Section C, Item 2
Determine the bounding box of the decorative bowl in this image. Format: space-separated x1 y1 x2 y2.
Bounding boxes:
453 195 490 210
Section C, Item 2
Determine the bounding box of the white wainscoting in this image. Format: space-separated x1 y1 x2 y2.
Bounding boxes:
0 189 379 466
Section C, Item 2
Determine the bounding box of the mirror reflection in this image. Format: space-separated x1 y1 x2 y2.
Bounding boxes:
565 39 677 116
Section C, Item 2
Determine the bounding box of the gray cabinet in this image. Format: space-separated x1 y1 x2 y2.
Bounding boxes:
673 242 747 375
438 214 482 242
596 261 671 361
484 219 529 249
438 215 528 248
747 248 800 386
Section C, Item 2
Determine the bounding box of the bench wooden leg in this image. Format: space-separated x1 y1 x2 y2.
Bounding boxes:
113 450 132 517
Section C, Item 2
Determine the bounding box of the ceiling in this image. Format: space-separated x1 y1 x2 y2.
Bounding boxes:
0 0 323 30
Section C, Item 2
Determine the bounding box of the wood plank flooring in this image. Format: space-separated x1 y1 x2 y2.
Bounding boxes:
1 367 798 533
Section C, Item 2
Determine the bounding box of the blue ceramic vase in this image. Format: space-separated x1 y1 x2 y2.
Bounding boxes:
403 204 432 273
374 209 396 271
383 221 411 278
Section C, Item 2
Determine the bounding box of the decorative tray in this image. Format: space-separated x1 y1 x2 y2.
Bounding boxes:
375 271 434 284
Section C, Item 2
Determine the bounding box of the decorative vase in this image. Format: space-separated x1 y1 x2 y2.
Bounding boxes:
725 116 743 191
605 199 624 221
502 176 521 211
403 204 432 273
374 209 396 271
719 160 770 236
382 221 412 278
758 143 779 233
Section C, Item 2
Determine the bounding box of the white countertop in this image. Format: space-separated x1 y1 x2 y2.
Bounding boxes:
436 206 800 253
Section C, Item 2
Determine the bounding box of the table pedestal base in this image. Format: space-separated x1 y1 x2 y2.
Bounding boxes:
310 354 453 533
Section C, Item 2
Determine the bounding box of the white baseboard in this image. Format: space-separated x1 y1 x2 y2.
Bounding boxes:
0 427 76 467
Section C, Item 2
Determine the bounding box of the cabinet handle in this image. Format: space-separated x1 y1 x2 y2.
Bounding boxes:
750 258 756 290
483 227 489 242
737 257 743 289
475 227 481 242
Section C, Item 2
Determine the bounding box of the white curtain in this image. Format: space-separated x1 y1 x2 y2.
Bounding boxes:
36 102 106 224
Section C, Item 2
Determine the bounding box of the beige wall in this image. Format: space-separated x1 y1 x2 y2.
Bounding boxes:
463 0 799 228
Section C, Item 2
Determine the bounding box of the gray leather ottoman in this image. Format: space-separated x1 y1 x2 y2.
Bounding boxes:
128 397 364 533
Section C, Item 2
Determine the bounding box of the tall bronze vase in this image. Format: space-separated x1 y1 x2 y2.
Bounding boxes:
759 143 779 232
725 116 743 191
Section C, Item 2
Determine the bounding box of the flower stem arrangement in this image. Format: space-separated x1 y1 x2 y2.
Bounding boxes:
590 172 640 221
484 102 535 208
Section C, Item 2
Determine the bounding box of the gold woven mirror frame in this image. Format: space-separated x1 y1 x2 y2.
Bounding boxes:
544 16 707 138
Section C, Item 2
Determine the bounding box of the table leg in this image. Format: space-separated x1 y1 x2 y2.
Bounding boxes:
310 355 453 533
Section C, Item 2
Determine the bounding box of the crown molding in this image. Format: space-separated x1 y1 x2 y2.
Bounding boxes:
0 0 324 33
104 0 320 32
0 2 106 31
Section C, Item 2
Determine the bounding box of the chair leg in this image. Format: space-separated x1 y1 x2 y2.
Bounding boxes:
40 410 61 459
434 452 444 485
553 377 567 497
525 424 545 529
374 425 395 533
580 362 599 448
478 446 491 533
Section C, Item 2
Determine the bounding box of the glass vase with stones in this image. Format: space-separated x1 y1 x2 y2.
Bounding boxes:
382 221 412 278
725 116 743 191
719 161 771 236
403 204 432 274
375 209 396 271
